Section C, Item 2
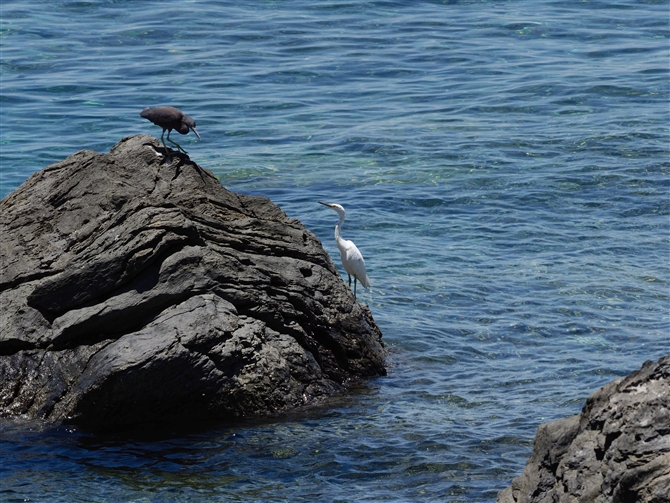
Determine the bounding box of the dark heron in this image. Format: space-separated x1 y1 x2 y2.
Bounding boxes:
140 106 201 154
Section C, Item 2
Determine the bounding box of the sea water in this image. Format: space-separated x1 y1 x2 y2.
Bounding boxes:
1 0 668 501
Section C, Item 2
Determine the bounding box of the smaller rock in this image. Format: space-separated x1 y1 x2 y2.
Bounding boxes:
497 355 670 503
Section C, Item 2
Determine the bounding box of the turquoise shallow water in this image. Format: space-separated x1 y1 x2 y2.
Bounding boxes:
1 0 669 501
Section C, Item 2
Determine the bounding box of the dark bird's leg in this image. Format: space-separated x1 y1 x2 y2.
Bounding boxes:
159 129 173 163
166 130 188 154
354 277 357 299
348 273 352 287
160 129 170 153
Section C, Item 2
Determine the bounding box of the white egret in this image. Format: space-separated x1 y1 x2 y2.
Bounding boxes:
318 202 370 299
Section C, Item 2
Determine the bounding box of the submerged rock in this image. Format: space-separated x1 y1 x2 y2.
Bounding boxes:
0 135 386 429
497 355 670 503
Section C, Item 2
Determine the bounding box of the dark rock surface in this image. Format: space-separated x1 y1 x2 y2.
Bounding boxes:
497 355 670 503
0 134 386 429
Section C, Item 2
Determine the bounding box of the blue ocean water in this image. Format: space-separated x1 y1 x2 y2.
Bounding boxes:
1 0 668 501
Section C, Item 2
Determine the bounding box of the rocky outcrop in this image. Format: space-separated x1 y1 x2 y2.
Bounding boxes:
497 355 670 503
0 134 386 429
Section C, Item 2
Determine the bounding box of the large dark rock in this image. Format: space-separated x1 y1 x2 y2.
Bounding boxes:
497 355 670 503
0 135 386 429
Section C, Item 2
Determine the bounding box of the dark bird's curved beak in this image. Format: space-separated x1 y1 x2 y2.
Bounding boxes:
191 126 201 140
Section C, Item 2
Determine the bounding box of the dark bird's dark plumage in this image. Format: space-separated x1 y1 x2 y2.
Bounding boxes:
140 106 200 155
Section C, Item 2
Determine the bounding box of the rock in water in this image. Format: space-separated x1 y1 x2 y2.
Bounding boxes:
497 355 670 503
0 135 386 429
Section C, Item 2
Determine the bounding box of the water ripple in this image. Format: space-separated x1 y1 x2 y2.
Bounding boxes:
1 0 669 501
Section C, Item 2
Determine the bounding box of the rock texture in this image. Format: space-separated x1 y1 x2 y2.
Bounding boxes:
497 355 670 503
0 134 386 429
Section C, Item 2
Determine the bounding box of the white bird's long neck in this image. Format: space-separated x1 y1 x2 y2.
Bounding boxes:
334 214 345 246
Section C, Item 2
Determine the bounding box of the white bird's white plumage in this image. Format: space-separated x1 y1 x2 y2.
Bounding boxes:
318 202 370 298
